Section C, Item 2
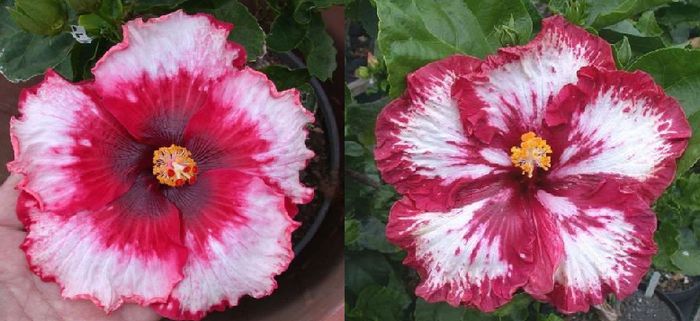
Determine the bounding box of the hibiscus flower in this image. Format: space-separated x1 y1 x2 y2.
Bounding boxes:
8 10 314 320
375 16 691 313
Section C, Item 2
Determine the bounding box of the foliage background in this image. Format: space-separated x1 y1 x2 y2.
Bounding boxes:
345 0 700 320
0 0 341 112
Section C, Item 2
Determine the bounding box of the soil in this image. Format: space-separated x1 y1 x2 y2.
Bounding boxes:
566 292 679 321
619 292 679 321
658 272 698 293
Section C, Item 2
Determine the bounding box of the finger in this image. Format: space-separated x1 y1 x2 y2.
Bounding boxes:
0 174 23 229
112 304 161 321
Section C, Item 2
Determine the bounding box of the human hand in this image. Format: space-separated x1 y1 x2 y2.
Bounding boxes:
0 174 162 321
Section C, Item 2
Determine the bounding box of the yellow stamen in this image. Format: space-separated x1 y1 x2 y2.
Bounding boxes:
152 144 198 187
510 132 552 178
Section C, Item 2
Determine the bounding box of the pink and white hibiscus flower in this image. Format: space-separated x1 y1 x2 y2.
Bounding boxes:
375 16 691 313
8 10 314 320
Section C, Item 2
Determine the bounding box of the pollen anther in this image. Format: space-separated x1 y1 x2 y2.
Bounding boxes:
510 132 552 178
153 144 198 187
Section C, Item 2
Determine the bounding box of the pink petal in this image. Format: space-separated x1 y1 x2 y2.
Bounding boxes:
534 180 657 313
386 180 556 311
92 10 246 143
183 67 314 204
454 15 615 142
375 55 508 206
152 172 298 320
8 70 147 215
21 176 188 312
547 67 691 203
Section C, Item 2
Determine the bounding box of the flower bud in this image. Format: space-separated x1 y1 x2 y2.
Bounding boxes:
65 0 101 14
7 0 67 36
355 66 370 79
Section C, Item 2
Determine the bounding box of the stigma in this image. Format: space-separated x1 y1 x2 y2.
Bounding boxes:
510 132 552 178
153 144 198 187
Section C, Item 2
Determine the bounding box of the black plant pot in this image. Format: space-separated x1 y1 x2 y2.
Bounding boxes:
276 51 341 256
638 283 686 321
662 276 700 321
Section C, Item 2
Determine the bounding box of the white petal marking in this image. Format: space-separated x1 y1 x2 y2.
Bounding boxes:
212 68 314 203
25 211 182 312
555 208 639 295
167 179 297 315
478 41 589 131
402 195 509 294
552 90 675 179
480 148 512 167
395 72 493 184
535 190 577 219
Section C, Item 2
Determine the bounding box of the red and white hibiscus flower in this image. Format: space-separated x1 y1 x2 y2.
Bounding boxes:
8 10 314 320
375 16 691 313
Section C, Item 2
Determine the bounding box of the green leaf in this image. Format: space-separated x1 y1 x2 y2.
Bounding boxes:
463 0 533 47
300 14 336 81
635 11 663 37
370 184 397 220
376 0 487 97
260 65 310 90
267 8 307 52
297 83 318 112
414 299 465 321
0 0 74 82
628 48 700 116
358 217 399 253
376 0 531 97
312 0 345 7
131 0 186 11
599 20 666 55
78 13 110 36
292 0 314 24
0 31 74 82
346 97 390 147
351 285 411 321
671 228 700 276
653 220 680 271
492 293 532 320
612 36 632 68
345 251 394 295
345 218 361 246
677 112 700 175
522 0 543 32
347 0 378 39
210 0 265 60
540 314 565 321
628 48 700 175
588 0 673 29
345 141 365 157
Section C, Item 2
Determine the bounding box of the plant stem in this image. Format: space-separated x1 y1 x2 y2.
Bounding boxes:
346 169 380 189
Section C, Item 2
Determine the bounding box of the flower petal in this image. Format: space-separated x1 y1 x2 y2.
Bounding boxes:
386 181 557 311
182 67 314 204
454 15 615 140
547 67 691 203
375 55 507 205
8 70 148 214
21 175 188 312
534 180 657 313
152 171 298 320
92 10 245 143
